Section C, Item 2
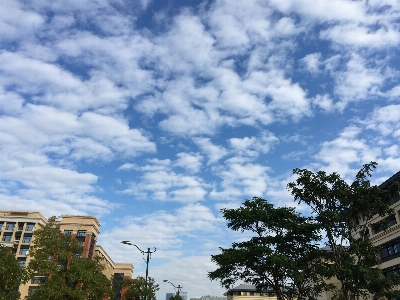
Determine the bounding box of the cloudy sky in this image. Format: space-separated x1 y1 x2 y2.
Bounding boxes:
1 0 400 298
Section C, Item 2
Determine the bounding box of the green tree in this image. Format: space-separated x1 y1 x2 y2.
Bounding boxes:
0 244 28 300
208 197 331 300
169 294 183 300
26 216 114 300
287 162 400 300
122 276 159 300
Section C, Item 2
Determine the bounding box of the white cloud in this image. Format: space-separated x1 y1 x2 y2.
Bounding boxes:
0 194 113 216
120 160 209 203
195 138 228 165
362 104 400 137
332 54 391 109
229 132 279 157
320 23 400 49
242 70 312 121
0 104 156 161
174 152 203 174
210 159 271 200
270 0 372 23
98 203 227 298
117 163 136 171
274 17 301 36
313 94 335 112
315 126 380 176
0 88 24 115
301 53 322 74
314 105 400 177
0 0 44 42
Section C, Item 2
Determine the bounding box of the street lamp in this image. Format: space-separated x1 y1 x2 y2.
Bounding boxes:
163 280 183 296
121 241 156 282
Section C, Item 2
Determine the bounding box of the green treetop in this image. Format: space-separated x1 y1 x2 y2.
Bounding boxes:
121 276 159 300
209 197 330 300
26 216 114 300
287 162 400 300
0 244 29 300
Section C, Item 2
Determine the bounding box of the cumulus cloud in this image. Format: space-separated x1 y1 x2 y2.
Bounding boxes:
314 105 400 177
210 158 271 200
194 138 229 164
333 54 388 106
119 159 209 203
362 104 400 137
0 0 44 42
229 132 279 157
301 53 322 74
1 1 400 298
174 152 203 173
98 203 228 297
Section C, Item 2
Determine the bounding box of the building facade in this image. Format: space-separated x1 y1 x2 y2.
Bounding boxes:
224 284 277 300
0 210 133 299
318 171 400 300
368 171 400 296
200 295 227 300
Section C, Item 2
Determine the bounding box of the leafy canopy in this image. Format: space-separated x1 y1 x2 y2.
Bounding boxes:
27 216 114 300
169 294 183 300
0 244 29 300
209 197 330 300
287 162 400 300
122 276 159 300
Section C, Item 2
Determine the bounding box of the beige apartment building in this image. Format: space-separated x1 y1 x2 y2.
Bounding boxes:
0 211 133 299
370 171 400 279
318 171 400 300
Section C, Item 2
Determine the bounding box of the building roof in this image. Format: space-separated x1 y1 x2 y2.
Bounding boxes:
225 284 272 294
379 170 400 189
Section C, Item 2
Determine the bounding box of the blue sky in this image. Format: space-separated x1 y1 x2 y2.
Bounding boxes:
1 0 400 298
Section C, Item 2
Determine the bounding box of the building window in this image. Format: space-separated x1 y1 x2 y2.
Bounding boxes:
90 234 96 246
22 233 32 243
26 223 35 231
6 222 15 230
381 238 400 262
19 246 29 256
31 277 47 284
2 232 12 242
75 253 82 258
113 273 124 300
389 195 400 205
0 222 4 230
28 287 38 296
383 264 400 277
18 258 26 267
373 215 398 234
388 215 397 227
77 230 86 237
64 230 73 235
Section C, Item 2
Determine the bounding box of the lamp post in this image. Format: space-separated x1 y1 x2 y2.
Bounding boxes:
163 280 183 296
121 241 156 283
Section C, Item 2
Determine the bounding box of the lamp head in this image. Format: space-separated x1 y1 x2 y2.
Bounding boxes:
121 241 133 245
163 280 168 282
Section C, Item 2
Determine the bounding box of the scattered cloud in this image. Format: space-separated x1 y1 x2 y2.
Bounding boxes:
1 1 400 298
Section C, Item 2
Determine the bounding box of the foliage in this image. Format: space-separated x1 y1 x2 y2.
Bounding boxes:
287 162 400 300
26 216 114 300
169 294 183 300
208 197 331 300
122 276 159 300
0 244 28 300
